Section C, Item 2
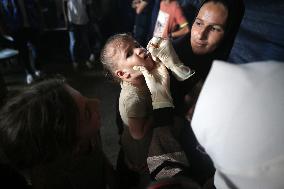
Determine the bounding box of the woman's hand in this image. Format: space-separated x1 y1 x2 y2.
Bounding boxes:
133 63 174 109
147 37 195 81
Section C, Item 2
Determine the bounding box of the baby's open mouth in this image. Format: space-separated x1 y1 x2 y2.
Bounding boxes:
144 52 150 60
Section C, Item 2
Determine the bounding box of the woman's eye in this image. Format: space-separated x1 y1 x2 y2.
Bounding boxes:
195 21 202 26
211 26 222 32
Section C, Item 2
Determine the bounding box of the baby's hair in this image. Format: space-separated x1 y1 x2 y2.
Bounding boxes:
100 33 135 82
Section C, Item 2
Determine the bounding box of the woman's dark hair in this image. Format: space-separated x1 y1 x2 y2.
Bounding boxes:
0 78 79 169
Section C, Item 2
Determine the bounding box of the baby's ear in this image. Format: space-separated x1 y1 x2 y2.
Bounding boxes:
115 70 130 80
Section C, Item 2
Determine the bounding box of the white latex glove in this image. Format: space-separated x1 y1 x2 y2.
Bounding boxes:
147 37 195 81
133 63 174 109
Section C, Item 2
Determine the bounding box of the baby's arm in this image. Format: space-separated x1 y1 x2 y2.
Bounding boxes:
128 116 153 140
120 85 153 140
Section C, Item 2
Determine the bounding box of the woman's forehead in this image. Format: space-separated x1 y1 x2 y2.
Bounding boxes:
198 2 228 25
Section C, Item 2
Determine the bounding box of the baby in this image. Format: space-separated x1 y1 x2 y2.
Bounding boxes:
100 34 155 183
100 33 194 182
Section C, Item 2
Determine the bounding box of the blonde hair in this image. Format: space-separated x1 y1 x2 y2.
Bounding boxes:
100 33 135 82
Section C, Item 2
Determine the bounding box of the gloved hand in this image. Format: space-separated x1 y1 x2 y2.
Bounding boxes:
147 37 195 81
133 62 174 109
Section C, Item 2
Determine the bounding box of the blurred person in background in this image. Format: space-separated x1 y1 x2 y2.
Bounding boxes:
0 0 44 84
63 0 95 70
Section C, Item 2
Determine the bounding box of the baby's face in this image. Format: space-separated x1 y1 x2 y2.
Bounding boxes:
113 38 155 74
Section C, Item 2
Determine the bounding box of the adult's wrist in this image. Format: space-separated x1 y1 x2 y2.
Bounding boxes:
152 101 174 110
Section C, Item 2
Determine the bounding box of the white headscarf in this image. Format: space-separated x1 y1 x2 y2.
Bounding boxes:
192 60 284 189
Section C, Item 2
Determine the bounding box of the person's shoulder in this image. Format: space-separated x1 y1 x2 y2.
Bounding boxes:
121 81 135 90
120 83 140 102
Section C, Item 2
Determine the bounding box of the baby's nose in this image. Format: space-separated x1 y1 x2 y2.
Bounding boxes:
135 47 147 56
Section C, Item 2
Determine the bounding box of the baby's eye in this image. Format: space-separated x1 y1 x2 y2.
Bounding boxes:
134 43 141 48
126 50 133 58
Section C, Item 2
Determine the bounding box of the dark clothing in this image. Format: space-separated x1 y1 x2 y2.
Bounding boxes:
165 0 245 184
153 107 174 127
180 121 215 184
0 72 7 107
229 0 284 63
133 0 154 47
0 0 41 75
32 139 114 189
0 0 22 32
149 107 190 181
115 0 135 34
0 0 40 33
153 107 214 185
148 0 160 41
12 27 40 74
69 23 91 63
178 0 200 26
0 163 30 189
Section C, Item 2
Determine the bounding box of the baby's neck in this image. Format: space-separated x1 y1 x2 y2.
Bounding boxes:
125 76 147 89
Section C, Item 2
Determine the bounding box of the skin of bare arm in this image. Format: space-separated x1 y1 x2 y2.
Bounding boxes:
171 25 190 38
127 116 153 140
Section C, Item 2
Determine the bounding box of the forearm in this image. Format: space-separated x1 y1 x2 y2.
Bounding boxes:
171 25 189 38
128 117 153 140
